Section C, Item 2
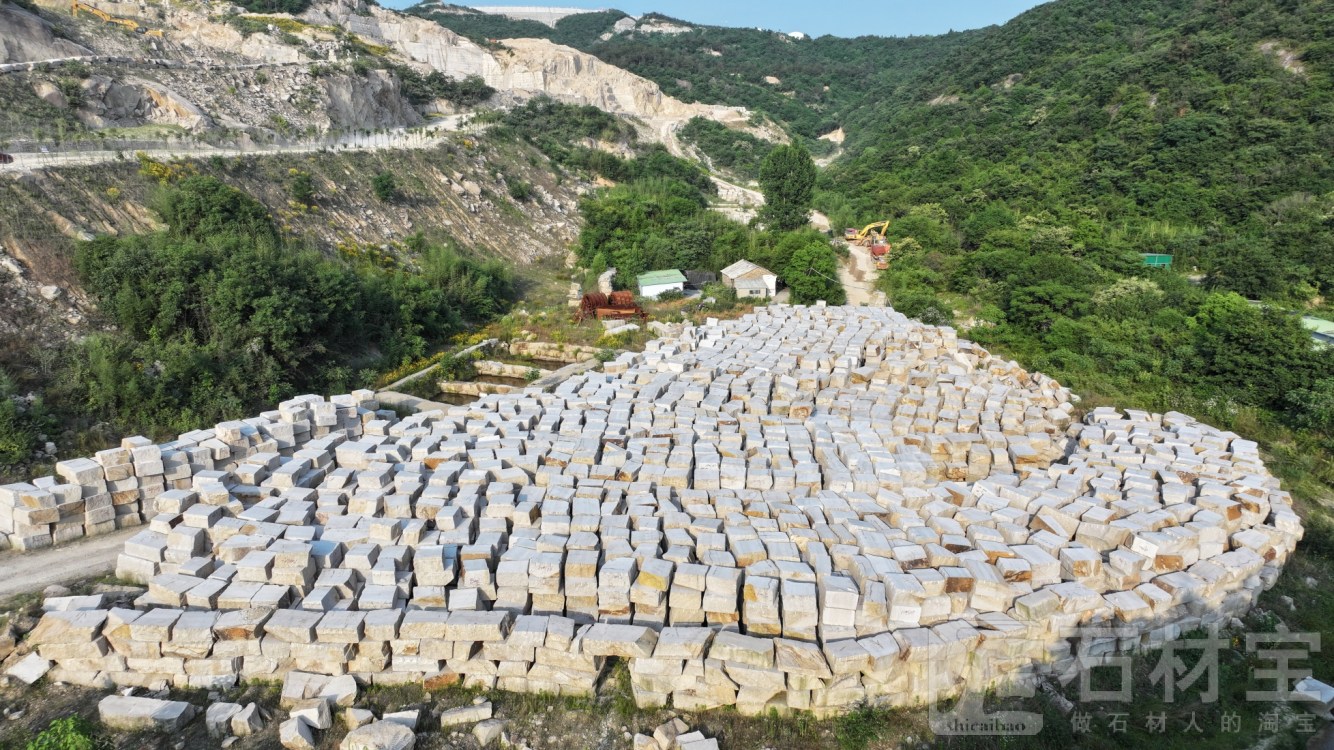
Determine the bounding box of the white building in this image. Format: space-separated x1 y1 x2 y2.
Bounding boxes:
636 269 687 299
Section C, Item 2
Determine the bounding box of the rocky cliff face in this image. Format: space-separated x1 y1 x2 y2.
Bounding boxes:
305 0 751 139
0 3 90 63
4 0 759 148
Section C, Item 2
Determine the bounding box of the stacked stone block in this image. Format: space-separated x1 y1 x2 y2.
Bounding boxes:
20 306 1301 716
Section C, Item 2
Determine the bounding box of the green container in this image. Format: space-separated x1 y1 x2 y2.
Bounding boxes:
1140 253 1173 269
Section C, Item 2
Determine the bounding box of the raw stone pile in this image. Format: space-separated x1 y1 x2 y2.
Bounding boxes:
22 305 1303 717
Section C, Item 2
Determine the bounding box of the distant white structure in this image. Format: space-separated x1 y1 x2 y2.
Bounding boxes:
786 31 808 39
471 5 607 27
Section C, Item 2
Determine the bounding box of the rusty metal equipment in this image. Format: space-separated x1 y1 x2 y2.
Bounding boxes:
576 292 647 322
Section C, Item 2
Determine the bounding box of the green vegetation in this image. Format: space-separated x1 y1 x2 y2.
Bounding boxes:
488 96 640 179
63 176 511 436
814 0 1334 442
287 169 315 205
371 171 398 202
409 6 629 49
759 143 817 231
23 717 103 750
230 0 310 14
0 368 47 472
783 232 845 305
409 4 972 145
390 64 495 106
679 117 773 180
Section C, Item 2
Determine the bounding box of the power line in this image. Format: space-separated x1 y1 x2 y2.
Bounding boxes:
806 265 879 292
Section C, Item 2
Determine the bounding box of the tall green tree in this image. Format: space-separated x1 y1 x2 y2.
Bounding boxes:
759 144 816 232
784 238 846 305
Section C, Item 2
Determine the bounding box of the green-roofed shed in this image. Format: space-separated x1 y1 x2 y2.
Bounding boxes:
637 269 687 299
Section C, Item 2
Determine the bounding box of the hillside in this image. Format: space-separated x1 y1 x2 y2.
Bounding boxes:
798 0 1334 609
409 6 974 144
1 1 1334 749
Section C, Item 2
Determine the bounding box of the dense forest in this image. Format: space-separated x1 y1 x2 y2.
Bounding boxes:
814 0 1333 439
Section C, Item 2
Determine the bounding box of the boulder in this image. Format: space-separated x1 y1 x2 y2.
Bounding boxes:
98 695 197 731
473 718 507 747
340 721 416 750
5 653 51 685
231 702 264 736
279 716 316 750
205 702 242 737
439 701 491 727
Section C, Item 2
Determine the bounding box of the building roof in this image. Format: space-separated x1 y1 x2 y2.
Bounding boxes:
637 269 687 287
735 277 769 291
721 259 772 278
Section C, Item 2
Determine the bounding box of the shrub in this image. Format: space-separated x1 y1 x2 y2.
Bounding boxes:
288 170 315 205
24 717 100 750
507 179 532 201
0 372 38 469
654 289 685 302
372 171 397 202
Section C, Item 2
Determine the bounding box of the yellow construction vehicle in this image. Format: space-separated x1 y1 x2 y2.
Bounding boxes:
71 1 163 36
846 220 891 246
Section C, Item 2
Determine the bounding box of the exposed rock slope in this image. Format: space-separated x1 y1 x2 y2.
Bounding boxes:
0 3 90 63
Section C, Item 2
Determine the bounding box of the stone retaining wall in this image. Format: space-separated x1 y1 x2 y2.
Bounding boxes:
23 305 1301 716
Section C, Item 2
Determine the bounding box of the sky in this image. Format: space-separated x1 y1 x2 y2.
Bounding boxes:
382 1 1051 38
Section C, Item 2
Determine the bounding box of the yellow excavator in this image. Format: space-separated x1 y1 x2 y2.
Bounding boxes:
845 220 890 246
843 220 893 269
71 1 163 36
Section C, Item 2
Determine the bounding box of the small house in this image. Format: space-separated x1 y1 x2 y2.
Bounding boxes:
721 259 778 298
637 269 687 299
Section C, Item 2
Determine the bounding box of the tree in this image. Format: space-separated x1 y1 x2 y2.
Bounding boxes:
784 238 845 305
1192 293 1325 411
759 143 816 232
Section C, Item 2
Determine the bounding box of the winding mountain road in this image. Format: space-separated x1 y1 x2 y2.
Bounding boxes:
0 115 473 174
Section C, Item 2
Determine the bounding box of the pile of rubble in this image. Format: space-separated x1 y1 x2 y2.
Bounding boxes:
17 305 1302 716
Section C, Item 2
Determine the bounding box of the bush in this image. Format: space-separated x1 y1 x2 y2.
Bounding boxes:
288 170 316 205
507 179 532 201
654 289 685 302
391 65 495 106
372 172 397 202
436 354 477 381
232 0 310 13
25 717 101 750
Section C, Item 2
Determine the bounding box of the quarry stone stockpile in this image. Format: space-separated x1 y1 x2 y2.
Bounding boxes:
19 305 1303 717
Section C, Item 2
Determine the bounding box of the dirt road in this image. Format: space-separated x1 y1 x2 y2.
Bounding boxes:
0 115 471 174
839 241 885 306
0 529 134 599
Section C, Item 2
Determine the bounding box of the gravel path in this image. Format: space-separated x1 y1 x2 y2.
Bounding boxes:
0 528 135 599
839 241 885 306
